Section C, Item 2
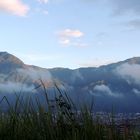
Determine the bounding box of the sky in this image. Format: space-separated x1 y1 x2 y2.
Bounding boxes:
0 0 140 69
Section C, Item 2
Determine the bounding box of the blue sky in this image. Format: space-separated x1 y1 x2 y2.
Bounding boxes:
0 0 140 69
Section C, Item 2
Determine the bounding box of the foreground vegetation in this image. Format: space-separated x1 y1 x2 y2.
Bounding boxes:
0 84 139 140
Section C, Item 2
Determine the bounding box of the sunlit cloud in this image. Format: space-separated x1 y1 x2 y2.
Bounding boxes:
57 29 85 46
58 29 84 38
0 0 29 16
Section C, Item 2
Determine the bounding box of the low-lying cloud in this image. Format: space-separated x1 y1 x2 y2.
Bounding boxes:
0 67 54 94
17 67 53 82
71 69 84 82
0 82 35 93
115 63 140 85
92 84 122 98
132 88 140 96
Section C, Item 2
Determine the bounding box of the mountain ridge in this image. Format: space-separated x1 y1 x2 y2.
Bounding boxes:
1 51 140 69
0 52 140 112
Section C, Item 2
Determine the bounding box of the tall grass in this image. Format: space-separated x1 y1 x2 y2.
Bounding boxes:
0 83 139 140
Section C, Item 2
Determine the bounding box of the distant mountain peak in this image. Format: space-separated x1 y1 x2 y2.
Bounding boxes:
0 52 24 73
0 51 8 55
0 52 24 65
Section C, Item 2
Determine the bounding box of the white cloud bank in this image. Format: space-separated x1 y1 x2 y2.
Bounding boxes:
0 67 54 94
0 0 29 16
91 84 122 98
115 63 140 85
132 88 140 96
0 82 35 93
17 67 53 82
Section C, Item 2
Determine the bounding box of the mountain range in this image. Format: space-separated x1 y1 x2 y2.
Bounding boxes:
0 52 140 113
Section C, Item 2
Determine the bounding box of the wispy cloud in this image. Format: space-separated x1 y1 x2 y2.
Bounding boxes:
110 0 140 16
0 0 29 16
125 19 140 30
58 29 84 38
36 0 49 15
82 0 140 16
57 29 87 47
37 0 49 4
59 39 70 45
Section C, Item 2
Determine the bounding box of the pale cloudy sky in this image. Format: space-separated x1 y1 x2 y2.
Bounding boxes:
0 0 140 69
